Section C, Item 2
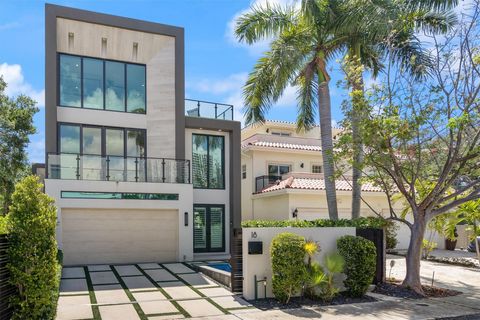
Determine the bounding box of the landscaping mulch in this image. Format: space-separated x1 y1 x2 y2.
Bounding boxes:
248 294 377 310
374 281 462 299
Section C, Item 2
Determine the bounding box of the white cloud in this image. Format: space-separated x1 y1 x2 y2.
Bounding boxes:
0 63 44 108
226 0 299 56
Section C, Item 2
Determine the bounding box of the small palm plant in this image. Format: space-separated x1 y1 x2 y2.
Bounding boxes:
319 252 345 302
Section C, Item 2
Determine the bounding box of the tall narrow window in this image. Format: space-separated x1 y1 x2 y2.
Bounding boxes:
126 64 146 113
60 55 81 107
82 127 102 180
106 128 125 181
105 61 125 111
126 129 146 181
242 164 247 179
59 124 80 179
192 134 224 189
82 58 103 109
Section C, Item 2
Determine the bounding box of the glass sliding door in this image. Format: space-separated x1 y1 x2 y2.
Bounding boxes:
59 124 80 179
82 127 103 180
106 128 125 181
193 204 225 253
126 129 146 182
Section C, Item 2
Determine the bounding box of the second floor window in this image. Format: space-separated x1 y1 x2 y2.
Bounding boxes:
192 134 224 189
312 165 323 173
59 54 146 113
242 164 247 179
268 164 290 176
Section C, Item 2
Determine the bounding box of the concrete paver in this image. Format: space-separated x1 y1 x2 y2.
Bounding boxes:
145 268 178 282
122 275 157 292
131 291 178 315
176 298 224 317
138 263 162 270
94 284 131 305
115 265 143 276
148 315 184 320
159 281 201 299
211 295 252 309
99 304 140 320
56 295 93 320
178 273 218 288
59 278 89 295
199 286 234 297
61 267 85 279
90 270 119 285
163 263 194 274
88 264 111 272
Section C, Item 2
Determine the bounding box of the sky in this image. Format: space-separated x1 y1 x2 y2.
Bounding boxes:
5 0 461 164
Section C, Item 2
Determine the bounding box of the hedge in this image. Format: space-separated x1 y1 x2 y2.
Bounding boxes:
242 217 387 229
337 235 377 297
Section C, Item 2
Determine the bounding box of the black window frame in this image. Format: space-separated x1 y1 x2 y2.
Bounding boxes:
192 133 225 190
242 164 247 179
193 204 226 253
57 53 147 114
57 122 147 158
312 164 323 174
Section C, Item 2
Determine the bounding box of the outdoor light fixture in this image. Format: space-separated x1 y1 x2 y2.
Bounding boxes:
292 208 298 218
184 212 188 226
300 163 304 168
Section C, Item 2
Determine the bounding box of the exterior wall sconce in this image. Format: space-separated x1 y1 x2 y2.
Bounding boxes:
184 212 188 226
300 163 304 168
266 128 270 133
292 208 298 218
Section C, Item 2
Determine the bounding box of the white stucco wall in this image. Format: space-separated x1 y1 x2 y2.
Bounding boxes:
45 179 195 261
242 227 356 300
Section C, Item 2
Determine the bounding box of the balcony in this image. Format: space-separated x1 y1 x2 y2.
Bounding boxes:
255 175 282 193
47 153 190 184
185 99 233 121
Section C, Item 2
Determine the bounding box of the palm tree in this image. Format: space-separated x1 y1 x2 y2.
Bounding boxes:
336 0 457 219
235 0 347 220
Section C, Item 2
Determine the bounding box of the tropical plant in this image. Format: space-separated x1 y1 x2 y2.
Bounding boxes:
234 0 345 220
337 235 376 297
318 252 345 301
422 239 437 259
336 2 480 294
6 176 59 319
270 232 307 303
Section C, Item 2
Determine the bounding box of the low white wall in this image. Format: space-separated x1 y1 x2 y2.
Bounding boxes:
242 227 356 300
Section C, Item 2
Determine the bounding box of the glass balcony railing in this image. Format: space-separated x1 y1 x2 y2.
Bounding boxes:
46 153 190 184
185 99 233 120
255 175 282 193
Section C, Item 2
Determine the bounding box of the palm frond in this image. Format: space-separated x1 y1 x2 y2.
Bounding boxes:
411 9 458 34
295 59 318 131
404 0 459 12
235 3 297 44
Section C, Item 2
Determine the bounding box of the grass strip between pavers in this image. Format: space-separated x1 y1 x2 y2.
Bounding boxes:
160 262 230 315
110 265 148 320
134 264 191 318
83 266 102 320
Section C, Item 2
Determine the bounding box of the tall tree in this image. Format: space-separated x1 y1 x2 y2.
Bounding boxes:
0 77 38 214
338 3 480 294
337 0 457 218
235 0 346 220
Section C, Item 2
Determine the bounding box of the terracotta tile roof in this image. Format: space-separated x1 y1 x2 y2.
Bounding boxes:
243 140 322 151
259 177 383 193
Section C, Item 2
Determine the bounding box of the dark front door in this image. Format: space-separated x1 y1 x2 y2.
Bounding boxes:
193 204 225 253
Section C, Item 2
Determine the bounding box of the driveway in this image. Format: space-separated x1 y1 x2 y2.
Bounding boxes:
57 258 480 320
57 262 254 320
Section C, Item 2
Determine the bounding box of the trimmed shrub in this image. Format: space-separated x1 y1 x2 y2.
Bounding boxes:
337 235 376 297
6 176 60 320
242 217 387 229
270 232 307 303
385 220 399 250
0 215 7 234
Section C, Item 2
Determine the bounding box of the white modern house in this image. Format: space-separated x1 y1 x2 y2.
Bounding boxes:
43 4 241 266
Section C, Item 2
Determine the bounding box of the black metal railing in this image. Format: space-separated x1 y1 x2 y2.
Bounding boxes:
47 153 191 184
255 175 282 193
185 99 233 120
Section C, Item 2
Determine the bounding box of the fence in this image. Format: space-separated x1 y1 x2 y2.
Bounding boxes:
0 234 13 320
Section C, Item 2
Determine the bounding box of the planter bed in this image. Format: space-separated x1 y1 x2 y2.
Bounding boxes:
248 294 377 311
374 281 462 299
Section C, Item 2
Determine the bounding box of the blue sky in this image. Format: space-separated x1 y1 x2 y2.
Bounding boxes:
0 0 349 163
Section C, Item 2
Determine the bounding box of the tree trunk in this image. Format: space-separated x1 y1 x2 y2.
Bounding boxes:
403 215 426 295
318 80 338 220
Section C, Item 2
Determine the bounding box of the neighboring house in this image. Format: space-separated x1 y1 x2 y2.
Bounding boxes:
43 4 241 266
241 120 444 249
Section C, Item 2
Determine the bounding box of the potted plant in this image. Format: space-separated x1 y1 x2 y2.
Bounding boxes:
445 227 458 251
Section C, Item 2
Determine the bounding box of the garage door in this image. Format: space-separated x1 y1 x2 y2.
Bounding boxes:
61 209 178 265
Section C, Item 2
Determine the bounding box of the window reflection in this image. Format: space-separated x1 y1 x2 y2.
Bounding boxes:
105 61 125 111
192 134 224 189
127 64 146 113
83 58 103 109
60 55 81 107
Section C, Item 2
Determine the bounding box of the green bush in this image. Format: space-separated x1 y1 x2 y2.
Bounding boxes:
385 221 399 250
270 232 307 303
0 215 7 234
6 176 60 320
242 217 388 229
337 235 376 297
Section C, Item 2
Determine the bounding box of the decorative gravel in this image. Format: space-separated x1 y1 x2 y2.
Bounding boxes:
374 282 462 299
248 294 377 310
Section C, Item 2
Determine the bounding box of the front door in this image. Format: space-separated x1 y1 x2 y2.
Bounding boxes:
193 204 225 252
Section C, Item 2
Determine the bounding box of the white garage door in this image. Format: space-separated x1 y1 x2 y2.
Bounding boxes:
61 209 178 266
